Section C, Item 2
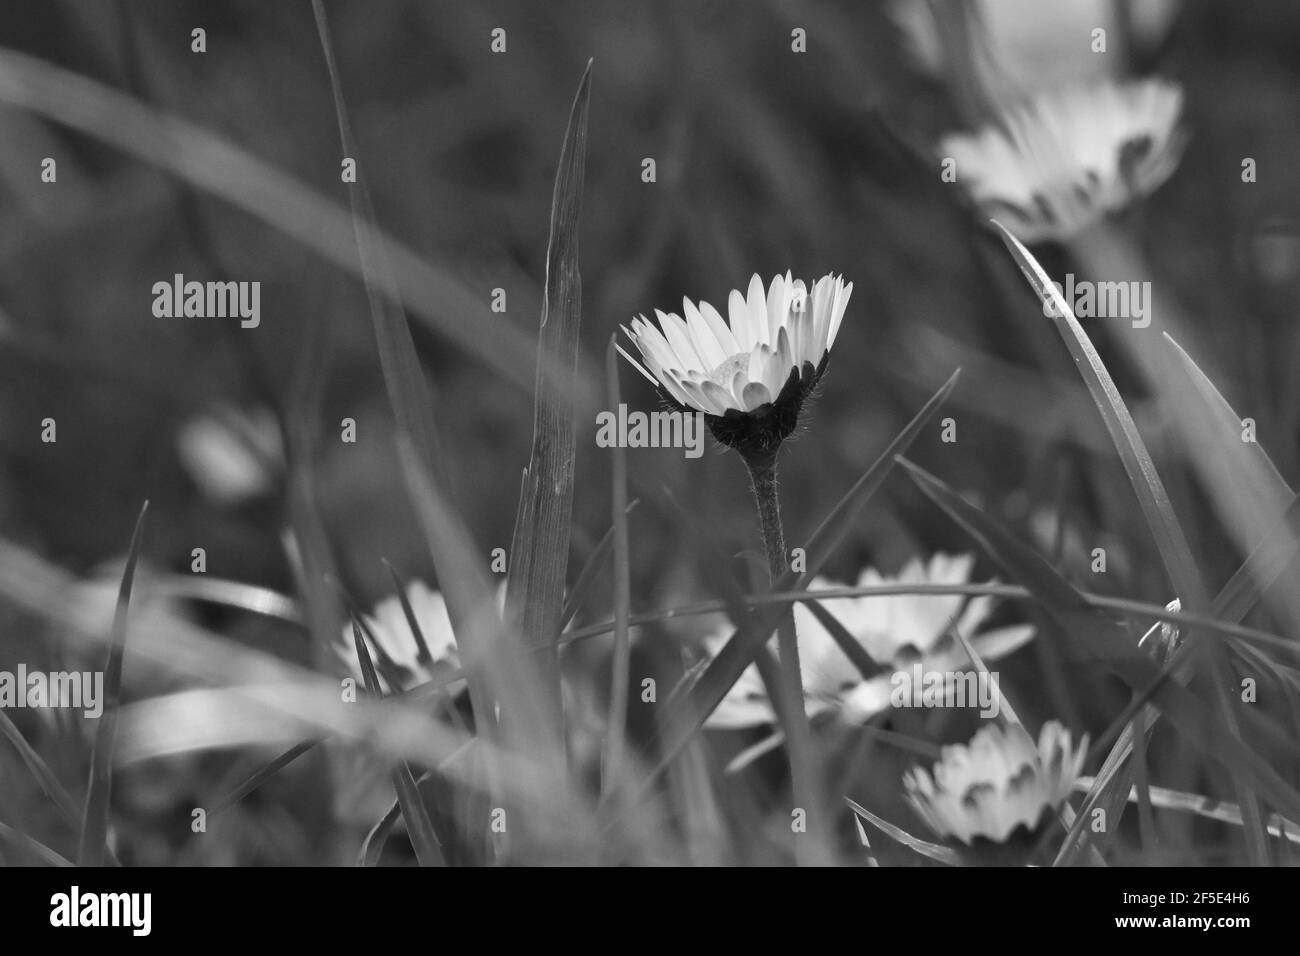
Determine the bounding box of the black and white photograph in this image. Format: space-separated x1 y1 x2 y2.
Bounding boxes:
0 0 1294 925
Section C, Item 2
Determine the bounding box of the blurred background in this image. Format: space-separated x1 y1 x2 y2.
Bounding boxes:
2 0 1300 865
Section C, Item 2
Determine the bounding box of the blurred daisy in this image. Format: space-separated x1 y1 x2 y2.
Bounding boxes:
177 404 283 506
618 272 852 459
941 78 1186 243
338 580 461 694
705 553 1034 729
893 0 1181 104
904 721 1087 854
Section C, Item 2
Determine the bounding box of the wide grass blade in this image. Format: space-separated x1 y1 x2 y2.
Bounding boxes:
1165 333 1291 506
311 0 449 495
1164 333 1299 626
506 60 593 745
397 437 582 857
351 619 445 867
993 221 1205 609
0 46 567 399
1059 343 1300 863
78 499 148 866
994 221 1268 864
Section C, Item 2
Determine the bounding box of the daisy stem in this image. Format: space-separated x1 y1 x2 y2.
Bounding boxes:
743 450 824 865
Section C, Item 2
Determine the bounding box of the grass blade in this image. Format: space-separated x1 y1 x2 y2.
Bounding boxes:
898 458 1300 827
559 499 640 630
311 0 448 493
1072 777 1300 845
0 47 563 398
351 619 445 867
358 798 403 867
381 559 434 667
600 337 633 800
0 709 81 827
506 60 593 744
844 797 960 866
638 371 959 790
78 499 148 866
993 221 1206 609
0 820 74 867
1165 333 1292 506
994 221 1268 863
211 740 319 816
1059 494 1300 865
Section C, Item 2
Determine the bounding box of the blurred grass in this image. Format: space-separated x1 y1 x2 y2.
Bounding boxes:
2 0 1300 864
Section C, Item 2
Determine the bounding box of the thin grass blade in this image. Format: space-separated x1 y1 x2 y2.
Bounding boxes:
0 709 81 827
77 500 148 866
899 458 1300 825
0 820 74 867
560 499 640 630
600 337 633 800
351 619 445 867
639 371 959 789
211 740 319 816
844 797 960 866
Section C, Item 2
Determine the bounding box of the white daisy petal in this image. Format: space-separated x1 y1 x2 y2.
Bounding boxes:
765 271 788 346
657 309 706 373
740 381 772 412
699 299 739 355
700 380 734 414
728 288 755 351
678 378 723 415
656 369 696 409
746 273 769 346
683 298 727 369
827 280 853 351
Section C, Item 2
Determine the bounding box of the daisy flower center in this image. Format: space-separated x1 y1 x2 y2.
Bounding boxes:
709 351 752 388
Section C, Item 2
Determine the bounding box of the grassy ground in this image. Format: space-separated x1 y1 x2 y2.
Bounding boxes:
2 0 1300 866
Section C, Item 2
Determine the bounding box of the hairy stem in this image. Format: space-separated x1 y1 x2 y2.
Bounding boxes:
744 450 823 864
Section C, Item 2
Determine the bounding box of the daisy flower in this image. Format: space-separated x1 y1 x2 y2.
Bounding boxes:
619 271 853 853
941 78 1186 243
617 271 852 460
338 580 461 694
705 553 1035 729
893 0 1182 104
904 721 1087 856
